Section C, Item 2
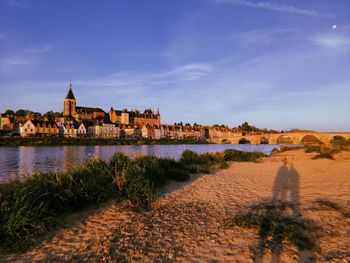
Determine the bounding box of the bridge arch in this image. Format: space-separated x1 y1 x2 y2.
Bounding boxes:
260 137 269 144
277 135 293 144
220 139 231 144
330 135 348 144
238 138 251 144
300 135 322 145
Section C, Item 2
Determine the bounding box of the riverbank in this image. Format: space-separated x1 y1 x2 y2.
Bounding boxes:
2 149 349 262
0 137 209 146
0 148 264 253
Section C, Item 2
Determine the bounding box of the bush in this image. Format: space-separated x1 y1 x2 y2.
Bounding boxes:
123 157 160 207
312 153 334 160
224 149 265 162
305 146 321 153
179 150 206 165
157 158 190 181
109 153 129 192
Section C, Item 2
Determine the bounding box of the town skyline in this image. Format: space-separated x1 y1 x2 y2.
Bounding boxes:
1 0 350 131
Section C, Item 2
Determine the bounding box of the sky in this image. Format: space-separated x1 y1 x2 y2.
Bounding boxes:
0 0 349 131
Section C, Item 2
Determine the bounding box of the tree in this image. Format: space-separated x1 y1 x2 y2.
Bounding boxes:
15 109 28 117
3 109 15 116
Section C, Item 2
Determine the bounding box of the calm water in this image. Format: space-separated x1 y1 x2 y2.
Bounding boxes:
0 144 280 181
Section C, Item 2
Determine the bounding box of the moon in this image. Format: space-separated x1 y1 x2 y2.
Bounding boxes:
332 24 337 29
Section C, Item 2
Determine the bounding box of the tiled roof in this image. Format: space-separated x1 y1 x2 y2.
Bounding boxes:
76 106 105 113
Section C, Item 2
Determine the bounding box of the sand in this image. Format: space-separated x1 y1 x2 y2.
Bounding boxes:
4 150 350 262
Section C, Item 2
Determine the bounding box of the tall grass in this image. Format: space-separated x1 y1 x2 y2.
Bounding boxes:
0 148 263 252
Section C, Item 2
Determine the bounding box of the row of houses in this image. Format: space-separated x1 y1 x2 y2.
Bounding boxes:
15 119 205 140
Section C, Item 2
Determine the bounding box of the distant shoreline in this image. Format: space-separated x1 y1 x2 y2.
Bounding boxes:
0 137 210 147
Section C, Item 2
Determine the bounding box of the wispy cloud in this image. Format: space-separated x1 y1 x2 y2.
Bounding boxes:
0 44 54 74
1 0 26 8
312 34 350 49
212 0 330 17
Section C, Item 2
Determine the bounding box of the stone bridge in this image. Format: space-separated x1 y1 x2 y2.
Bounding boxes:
209 132 350 145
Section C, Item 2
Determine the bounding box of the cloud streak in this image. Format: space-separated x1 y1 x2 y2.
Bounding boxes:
312 34 350 50
1 0 26 8
212 0 329 17
0 44 54 74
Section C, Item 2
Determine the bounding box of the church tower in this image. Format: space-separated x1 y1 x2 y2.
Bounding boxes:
63 84 77 117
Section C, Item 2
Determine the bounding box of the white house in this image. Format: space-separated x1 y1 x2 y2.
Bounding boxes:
75 122 87 137
19 120 36 137
60 123 76 137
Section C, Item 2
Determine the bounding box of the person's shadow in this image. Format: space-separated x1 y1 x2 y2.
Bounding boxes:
272 158 300 217
255 158 315 263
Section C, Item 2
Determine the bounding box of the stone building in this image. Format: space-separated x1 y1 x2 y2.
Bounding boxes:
63 85 105 120
88 120 120 138
109 107 161 127
63 85 160 129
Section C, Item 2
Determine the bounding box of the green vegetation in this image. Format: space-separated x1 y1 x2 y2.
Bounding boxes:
223 149 265 162
227 200 321 259
305 145 321 153
0 149 264 252
280 145 305 152
312 153 335 160
0 137 209 147
238 121 280 134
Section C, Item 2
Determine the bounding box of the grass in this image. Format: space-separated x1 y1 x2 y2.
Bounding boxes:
0 148 264 252
227 200 321 258
223 149 265 162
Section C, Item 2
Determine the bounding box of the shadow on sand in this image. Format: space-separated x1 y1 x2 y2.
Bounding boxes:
254 157 316 263
229 158 321 263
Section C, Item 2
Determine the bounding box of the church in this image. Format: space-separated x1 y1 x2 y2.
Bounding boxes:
63 84 161 127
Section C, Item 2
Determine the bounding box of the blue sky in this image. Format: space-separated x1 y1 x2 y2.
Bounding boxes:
0 0 349 131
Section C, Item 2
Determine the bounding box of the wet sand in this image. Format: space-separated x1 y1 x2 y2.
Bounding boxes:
4 150 350 262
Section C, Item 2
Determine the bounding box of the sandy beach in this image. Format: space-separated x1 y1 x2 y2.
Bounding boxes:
4 150 350 262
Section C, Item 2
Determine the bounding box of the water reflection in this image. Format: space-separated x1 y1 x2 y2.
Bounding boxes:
0 144 281 181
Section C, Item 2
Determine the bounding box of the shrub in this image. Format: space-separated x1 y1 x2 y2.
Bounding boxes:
223 149 265 162
280 146 305 152
179 150 206 165
109 153 129 192
157 158 190 181
312 153 334 160
305 146 321 153
123 157 159 207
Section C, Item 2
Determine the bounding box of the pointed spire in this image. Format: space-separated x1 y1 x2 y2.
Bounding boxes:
65 84 76 100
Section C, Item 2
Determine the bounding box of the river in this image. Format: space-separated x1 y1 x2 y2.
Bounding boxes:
0 144 281 181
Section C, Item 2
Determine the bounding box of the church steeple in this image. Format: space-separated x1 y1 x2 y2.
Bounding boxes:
63 84 77 117
65 84 76 100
